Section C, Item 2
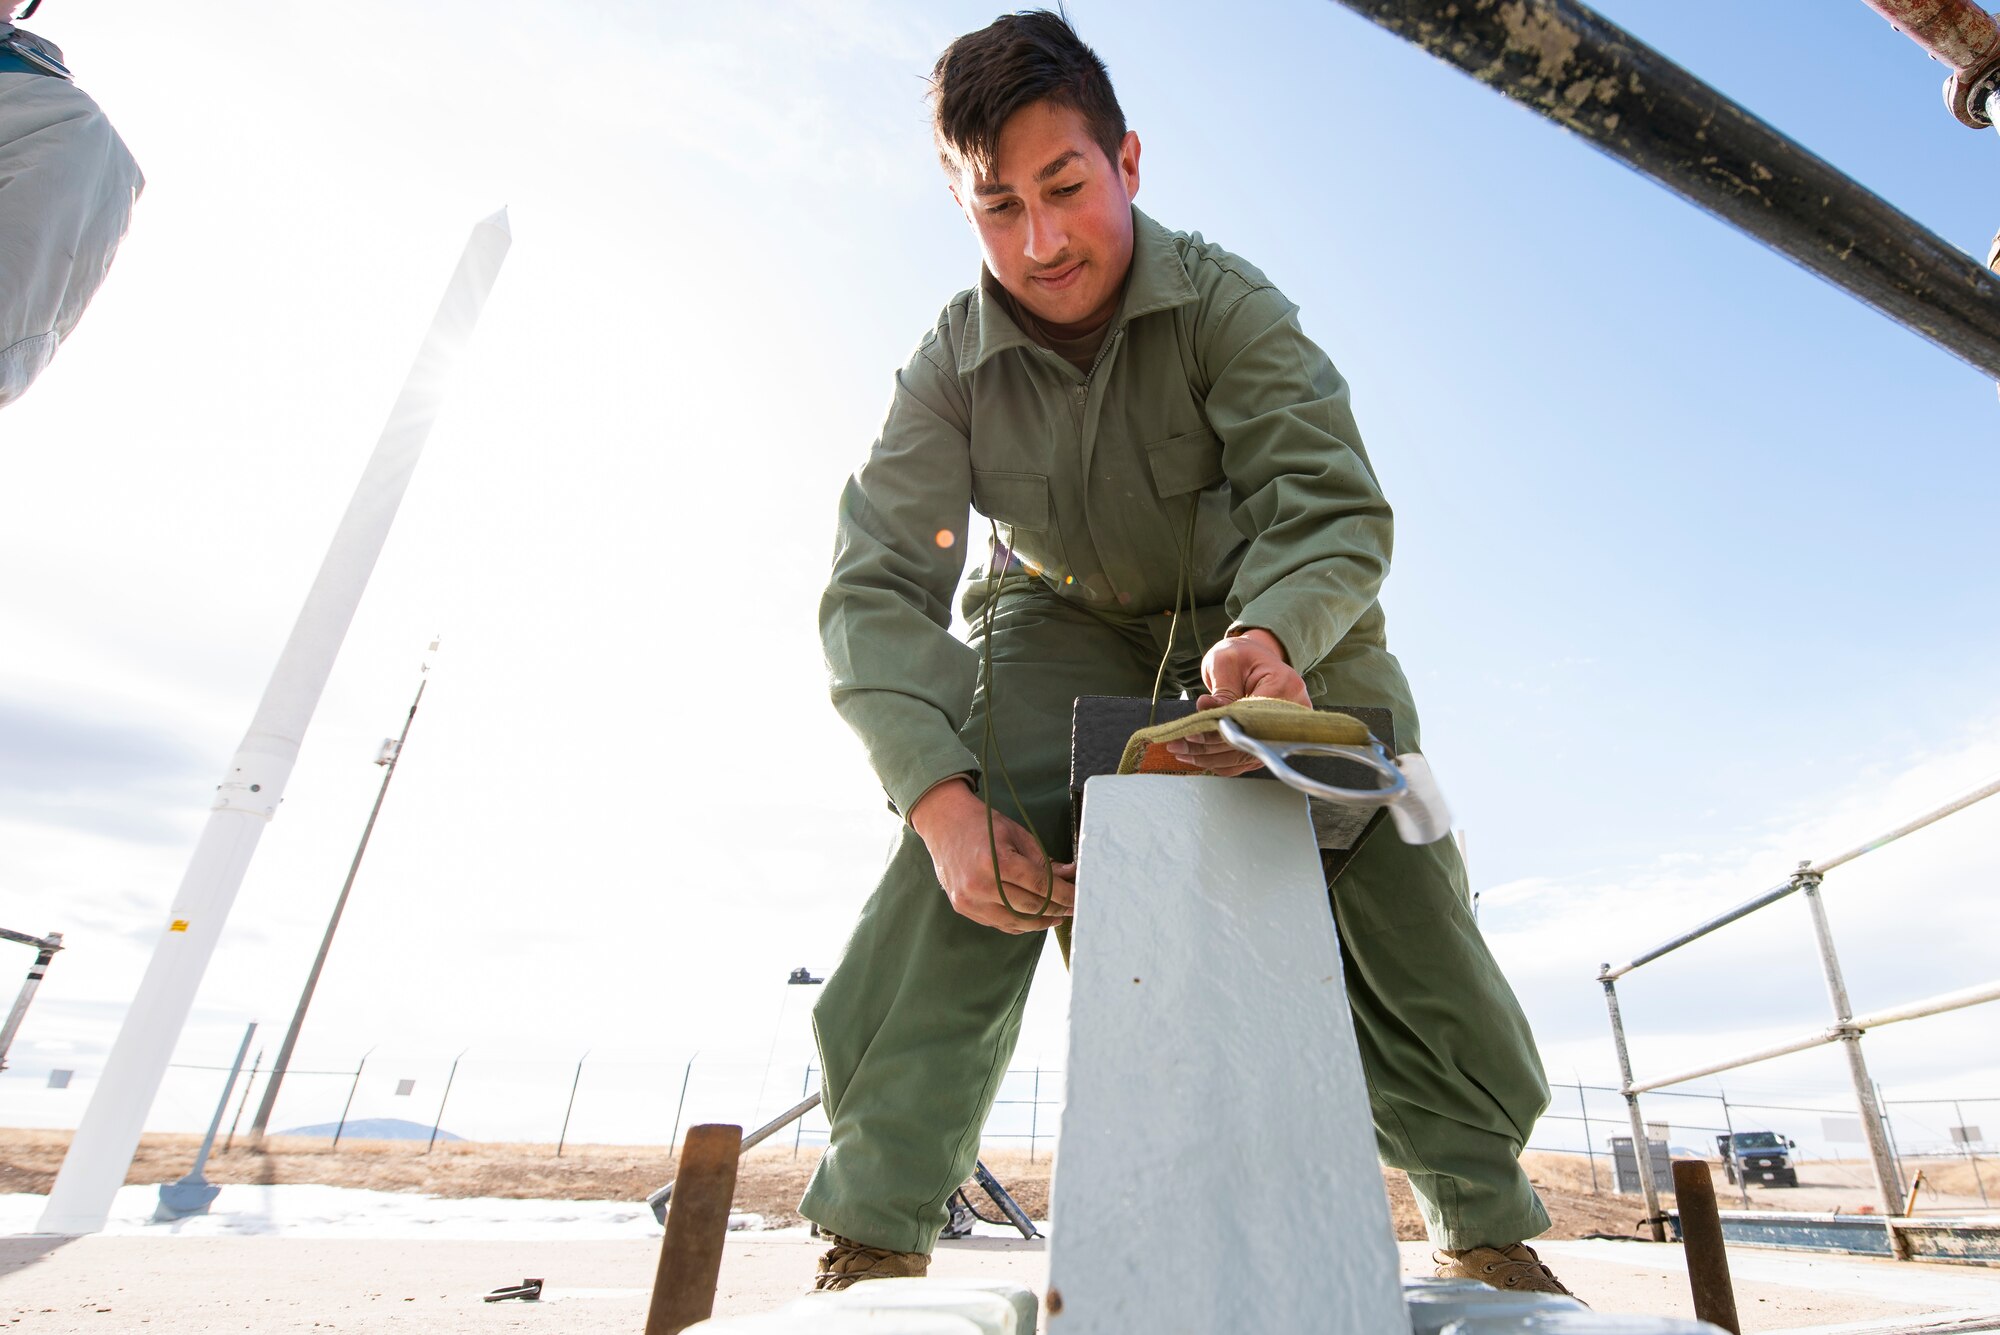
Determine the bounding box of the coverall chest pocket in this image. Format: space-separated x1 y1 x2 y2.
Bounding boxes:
1142 428 1239 584
971 467 1069 577
1143 430 1225 499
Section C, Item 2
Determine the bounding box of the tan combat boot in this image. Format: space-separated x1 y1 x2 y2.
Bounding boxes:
1434 1243 1582 1300
812 1231 931 1292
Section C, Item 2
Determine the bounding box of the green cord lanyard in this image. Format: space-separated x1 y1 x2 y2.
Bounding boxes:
976 493 1202 922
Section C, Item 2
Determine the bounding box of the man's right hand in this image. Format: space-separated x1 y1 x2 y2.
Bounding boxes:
910 777 1075 934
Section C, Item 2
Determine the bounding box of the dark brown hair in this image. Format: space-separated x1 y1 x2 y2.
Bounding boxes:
929 10 1126 177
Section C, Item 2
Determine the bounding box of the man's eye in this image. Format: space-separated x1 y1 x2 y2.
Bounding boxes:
985 200 1017 215
1054 183 1084 196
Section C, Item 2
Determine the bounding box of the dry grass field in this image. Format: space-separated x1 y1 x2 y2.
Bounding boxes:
1908 1156 1996 1200
1 1130 1670 1239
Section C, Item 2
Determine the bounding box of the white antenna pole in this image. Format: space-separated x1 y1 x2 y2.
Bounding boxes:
38 211 512 1235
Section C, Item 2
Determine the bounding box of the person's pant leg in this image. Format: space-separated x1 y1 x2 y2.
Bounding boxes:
801 588 1156 1253
1326 827 1553 1250
799 827 1047 1253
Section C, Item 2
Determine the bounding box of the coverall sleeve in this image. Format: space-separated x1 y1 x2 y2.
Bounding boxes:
819 330 981 819
0 69 143 408
1201 281 1393 671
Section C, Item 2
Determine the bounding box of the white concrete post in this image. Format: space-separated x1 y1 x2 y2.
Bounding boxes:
1047 775 1407 1333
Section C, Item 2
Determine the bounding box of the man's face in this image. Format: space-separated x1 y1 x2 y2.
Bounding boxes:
950 100 1141 335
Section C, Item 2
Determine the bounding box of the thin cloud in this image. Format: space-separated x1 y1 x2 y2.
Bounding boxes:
0 698 211 844
1478 714 2000 1074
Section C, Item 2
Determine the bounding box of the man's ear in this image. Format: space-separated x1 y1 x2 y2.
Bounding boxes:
1118 131 1142 202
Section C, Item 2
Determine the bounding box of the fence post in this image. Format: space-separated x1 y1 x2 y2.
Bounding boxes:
669 1053 697 1153
428 1049 466 1154
1575 1082 1598 1194
793 1065 812 1159
332 1051 371 1148
557 1051 588 1157
1030 1066 1042 1165
1601 969 1665 1239
1955 1099 1991 1208
1877 1081 1909 1208
1718 1088 1749 1209
225 1049 263 1154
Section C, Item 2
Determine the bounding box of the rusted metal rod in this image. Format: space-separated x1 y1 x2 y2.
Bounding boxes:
647 1091 822 1220
1672 1159 1741 1334
645 1123 741 1335
1904 1167 1928 1216
1860 0 2000 127
1600 880 1798 981
1328 0 2000 382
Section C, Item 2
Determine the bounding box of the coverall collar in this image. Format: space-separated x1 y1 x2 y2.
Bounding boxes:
956 206 1199 375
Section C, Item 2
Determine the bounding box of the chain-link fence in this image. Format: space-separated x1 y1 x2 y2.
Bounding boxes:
1519 1081 1997 1206
7 1039 1986 1212
2 1048 1069 1159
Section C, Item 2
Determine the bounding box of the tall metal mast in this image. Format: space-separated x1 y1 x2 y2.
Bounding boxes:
246 657 431 1145
38 211 511 1236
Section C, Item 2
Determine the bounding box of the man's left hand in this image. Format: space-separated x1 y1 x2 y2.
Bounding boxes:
1164 628 1311 777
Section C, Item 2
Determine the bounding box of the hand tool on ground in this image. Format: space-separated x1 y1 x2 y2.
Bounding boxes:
481 1278 542 1303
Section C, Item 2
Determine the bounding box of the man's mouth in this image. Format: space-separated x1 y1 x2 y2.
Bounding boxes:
1030 260 1085 291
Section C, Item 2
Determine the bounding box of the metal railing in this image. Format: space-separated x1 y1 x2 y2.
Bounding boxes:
0 927 62 1073
1328 0 2000 380
1597 773 2000 1247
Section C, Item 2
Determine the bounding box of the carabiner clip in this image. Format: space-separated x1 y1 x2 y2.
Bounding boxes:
1215 717 1451 845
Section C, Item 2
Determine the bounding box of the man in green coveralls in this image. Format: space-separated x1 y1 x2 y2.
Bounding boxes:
805 11 1576 1299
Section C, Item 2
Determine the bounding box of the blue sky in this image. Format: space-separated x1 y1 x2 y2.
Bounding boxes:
2 0 1996 1150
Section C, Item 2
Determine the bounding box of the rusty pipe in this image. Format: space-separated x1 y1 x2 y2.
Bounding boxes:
1860 1 2000 127
1672 1160 1741 1334
1327 0 2000 382
645 1123 741 1335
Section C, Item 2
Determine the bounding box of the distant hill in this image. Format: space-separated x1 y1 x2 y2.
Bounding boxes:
278 1117 462 1142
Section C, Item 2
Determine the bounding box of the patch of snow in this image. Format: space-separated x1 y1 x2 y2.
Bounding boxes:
0 1184 768 1240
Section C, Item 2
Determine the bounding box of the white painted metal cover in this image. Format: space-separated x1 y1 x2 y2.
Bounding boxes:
1047 775 1409 1334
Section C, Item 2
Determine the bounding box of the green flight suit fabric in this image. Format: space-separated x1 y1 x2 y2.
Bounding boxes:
819 209 1405 820
805 209 1551 1254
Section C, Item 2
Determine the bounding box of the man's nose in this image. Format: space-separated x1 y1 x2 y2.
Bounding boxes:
1023 204 1067 266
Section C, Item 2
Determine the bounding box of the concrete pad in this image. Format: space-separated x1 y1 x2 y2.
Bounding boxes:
1526 1239 2000 1326
6 1228 1999 1333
